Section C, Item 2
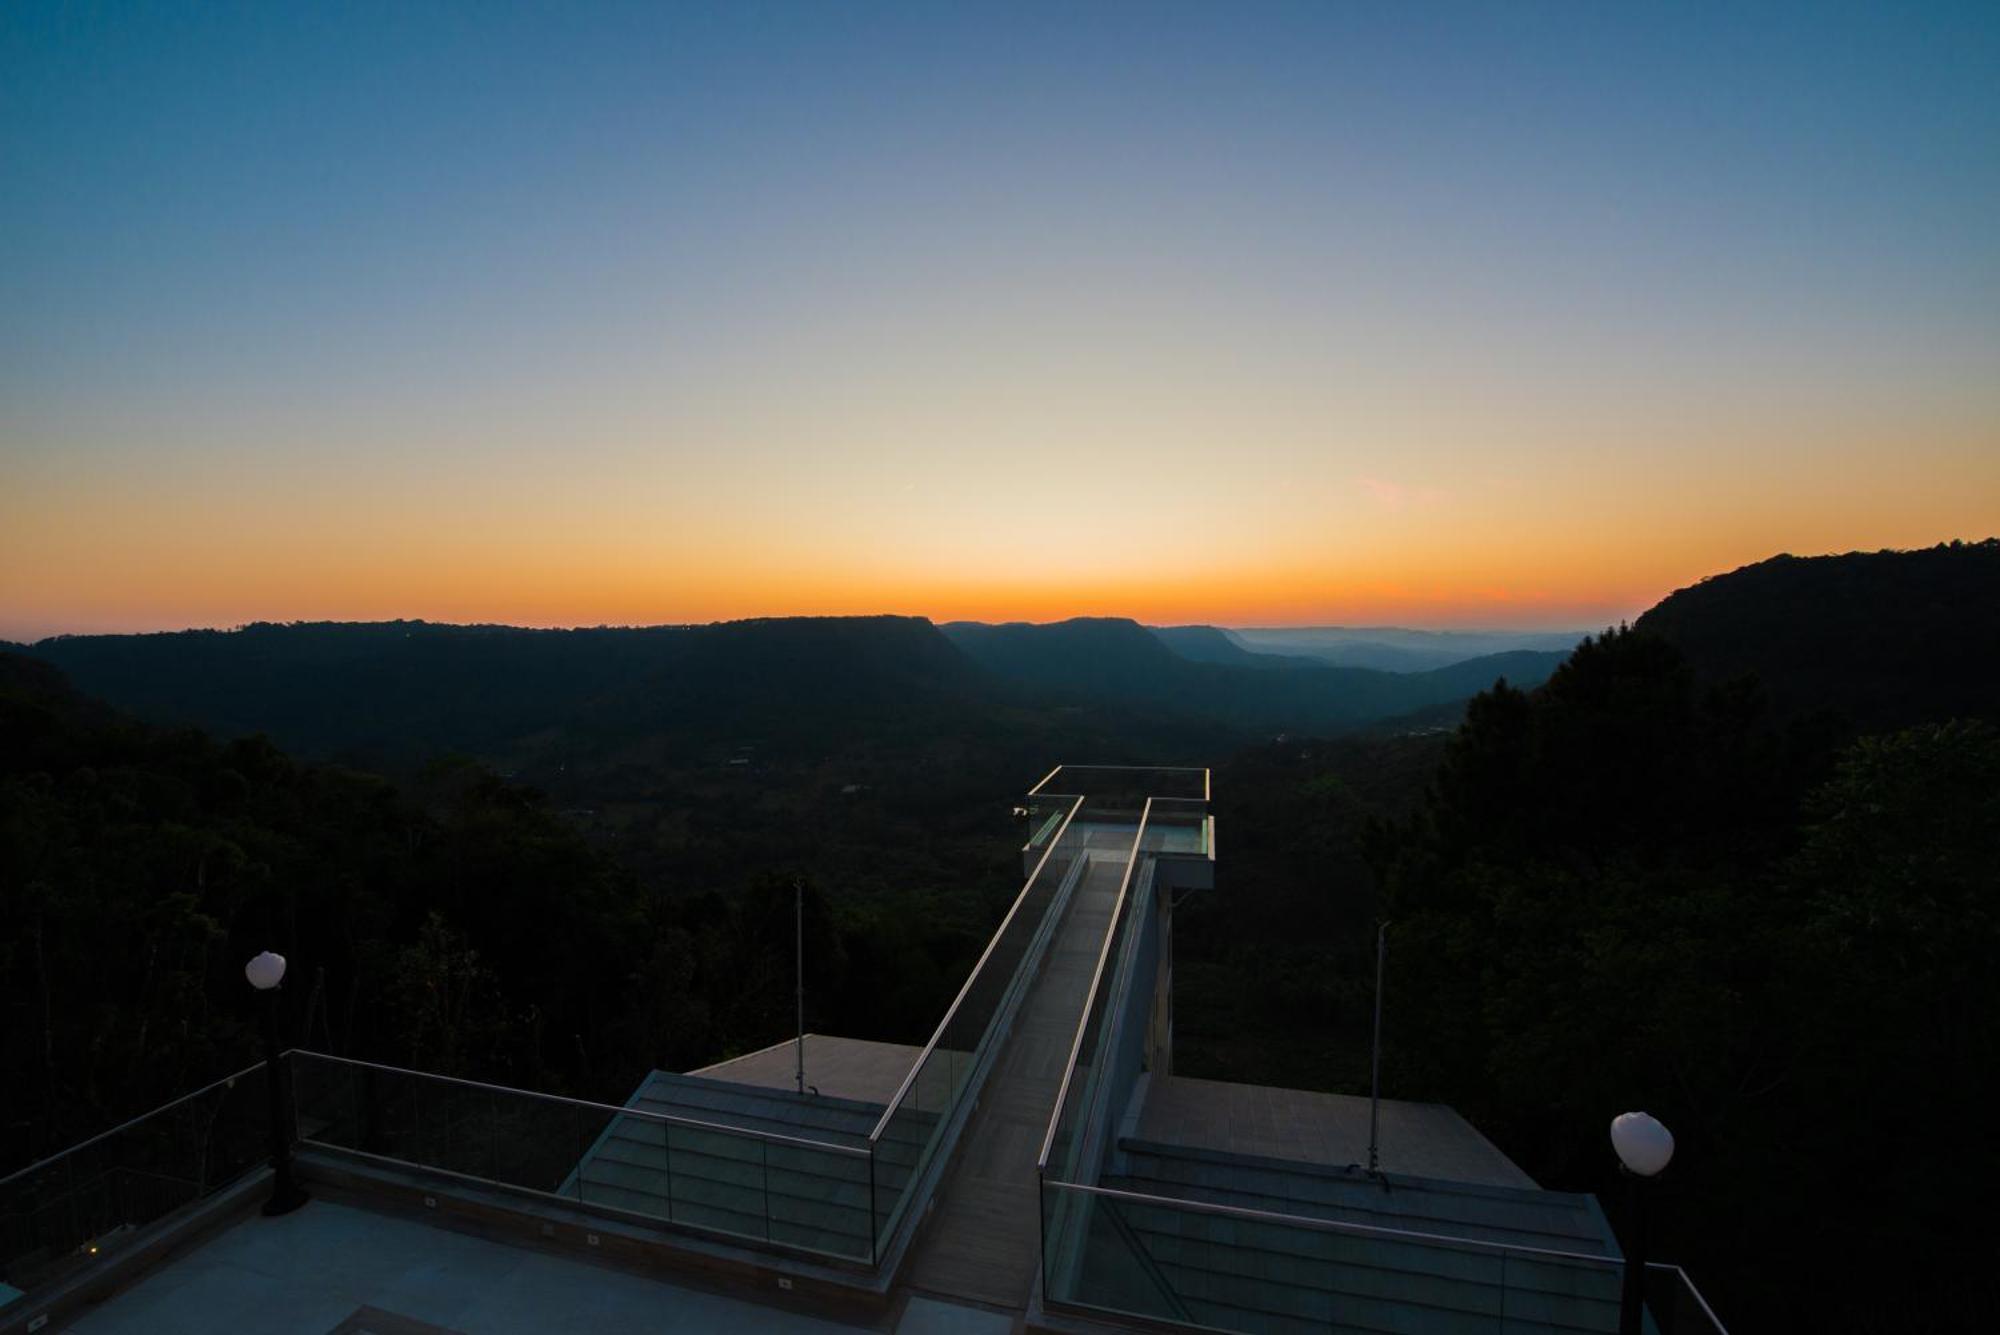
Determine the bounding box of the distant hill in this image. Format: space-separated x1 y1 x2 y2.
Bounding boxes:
941 617 1566 734
1634 540 2000 729
25 615 1569 770
940 617 1184 695
1229 625 1585 672
1147 625 1317 670
25 616 987 763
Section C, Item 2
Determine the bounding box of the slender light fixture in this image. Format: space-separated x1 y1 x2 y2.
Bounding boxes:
1610 1111 1673 1335
247 951 309 1216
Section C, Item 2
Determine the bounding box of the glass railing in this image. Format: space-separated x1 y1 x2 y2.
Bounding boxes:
866 791 1089 1254
1040 1180 1730 1334
1022 796 1069 856
290 1051 875 1262
1643 1263 1733 1335
0 1061 270 1313
1142 796 1209 856
1037 798 1155 1184
1030 766 1209 811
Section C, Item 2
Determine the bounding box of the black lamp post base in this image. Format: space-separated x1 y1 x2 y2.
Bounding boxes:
262 1179 310 1216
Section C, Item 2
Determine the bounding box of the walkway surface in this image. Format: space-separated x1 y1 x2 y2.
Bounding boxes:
898 838 1133 1310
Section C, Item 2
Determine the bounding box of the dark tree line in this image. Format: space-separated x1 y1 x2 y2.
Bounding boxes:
0 652 991 1176
1371 626 1999 1334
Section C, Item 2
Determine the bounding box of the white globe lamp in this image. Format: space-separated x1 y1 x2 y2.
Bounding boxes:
1610 1110 1674 1177
244 951 288 992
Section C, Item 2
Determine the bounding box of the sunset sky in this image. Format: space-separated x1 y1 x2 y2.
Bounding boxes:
4 3 1997 641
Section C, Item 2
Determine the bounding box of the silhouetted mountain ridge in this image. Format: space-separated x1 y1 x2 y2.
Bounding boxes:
1634 540 2000 729
25 614 1569 765
25 616 984 761
1228 625 1585 672
1147 625 1318 670
942 616 1568 733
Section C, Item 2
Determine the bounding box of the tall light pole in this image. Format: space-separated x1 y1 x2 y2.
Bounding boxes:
245 951 309 1216
1366 921 1388 1174
794 878 806 1097
1610 1111 1674 1335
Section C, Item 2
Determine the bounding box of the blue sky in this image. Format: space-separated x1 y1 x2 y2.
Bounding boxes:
3 3 1997 638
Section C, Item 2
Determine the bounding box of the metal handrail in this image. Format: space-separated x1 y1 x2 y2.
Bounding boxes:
1647 1262 1734 1332
299 1141 873 1267
292 1050 867 1158
1043 1177 1625 1269
868 792 1086 1142
1035 798 1153 1171
0 1057 270 1188
1026 765 1209 800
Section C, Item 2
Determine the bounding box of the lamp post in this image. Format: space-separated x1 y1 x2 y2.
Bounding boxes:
1610 1111 1674 1335
246 951 309 1216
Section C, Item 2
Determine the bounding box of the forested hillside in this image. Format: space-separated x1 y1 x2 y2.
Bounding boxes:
0 651 1019 1176
1635 538 2000 727
1368 543 2000 1334
941 616 1566 731
23 615 1563 771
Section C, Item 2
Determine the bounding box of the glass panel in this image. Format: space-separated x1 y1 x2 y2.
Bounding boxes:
1031 766 1208 806
0 1063 269 1311
1643 1262 1732 1335
765 1138 872 1260
1041 808 1154 1186
869 792 1090 1255
287 1051 867 1263
1142 797 1209 855
1040 1181 1655 1335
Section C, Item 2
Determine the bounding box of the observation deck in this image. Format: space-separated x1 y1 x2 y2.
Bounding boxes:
0 766 1726 1335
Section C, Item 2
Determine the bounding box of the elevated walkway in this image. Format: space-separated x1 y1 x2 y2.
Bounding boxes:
900 839 1135 1306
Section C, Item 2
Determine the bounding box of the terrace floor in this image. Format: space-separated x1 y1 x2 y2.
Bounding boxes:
689 1035 926 1107
1133 1075 1539 1189
60 1198 871 1335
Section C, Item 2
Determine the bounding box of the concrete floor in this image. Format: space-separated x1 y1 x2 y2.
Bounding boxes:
62 1200 869 1335
689 1035 927 1107
1134 1074 1539 1189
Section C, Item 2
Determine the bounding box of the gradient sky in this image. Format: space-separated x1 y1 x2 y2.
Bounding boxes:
4 2 1997 641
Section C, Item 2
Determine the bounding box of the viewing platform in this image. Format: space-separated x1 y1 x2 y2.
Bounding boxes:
0 766 1726 1335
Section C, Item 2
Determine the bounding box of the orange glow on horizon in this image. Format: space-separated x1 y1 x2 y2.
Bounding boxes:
4 524 1988 643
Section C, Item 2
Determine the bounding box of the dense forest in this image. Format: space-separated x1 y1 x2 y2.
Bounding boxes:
0 650 1015 1175
1375 630 1997 1333
1175 541 1999 1334
4 540 1997 1334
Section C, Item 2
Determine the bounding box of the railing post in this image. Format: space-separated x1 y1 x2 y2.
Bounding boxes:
662 1120 674 1224
1037 1168 1048 1306
351 1059 366 1153
258 1021 308 1216
65 1142 81 1255
868 1144 878 1266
